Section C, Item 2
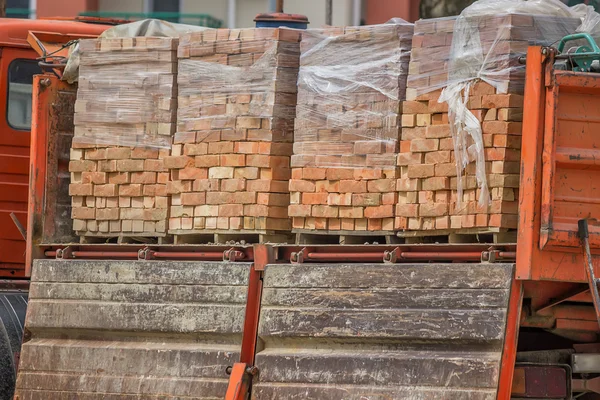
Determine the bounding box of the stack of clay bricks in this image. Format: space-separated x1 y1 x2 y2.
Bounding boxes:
289 22 414 232
69 37 177 238
166 28 300 235
397 14 579 232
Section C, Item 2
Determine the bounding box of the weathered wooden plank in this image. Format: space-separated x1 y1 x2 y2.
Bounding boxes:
30 282 248 304
26 300 245 333
16 259 249 400
259 308 506 340
255 349 500 387
31 260 251 286
252 384 497 400
19 339 238 378
263 263 514 289
262 287 509 309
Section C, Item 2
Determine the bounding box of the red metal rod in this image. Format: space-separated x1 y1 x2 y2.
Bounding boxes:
72 251 139 258
45 251 57 257
306 252 384 262
499 252 517 259
398 251 483 260
152 252 225 260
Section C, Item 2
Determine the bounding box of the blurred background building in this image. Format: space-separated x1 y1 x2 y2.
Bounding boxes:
6 0 584 26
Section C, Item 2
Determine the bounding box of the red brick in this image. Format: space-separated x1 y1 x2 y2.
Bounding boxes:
85 148 106 160
339 206 363 219
208 141 234 154
219 204 244 217
131 147 159 159
402 100 429 114
352 193 381 206
164 156 194 169
96 208 119 220
183 143 209 156
302 167 327 180
482 121 523 135
329 218 342 231
194 155 220 168
353 169 383 180
72 207 95 220
327 193 352 206
260 168 291 180
338 180 367 193
396 178 420 192
81 172 106 184
481 94 523 108
364 205 393 218
422 177 449 191
424 151 451 164
302 192 328 205
144 159 166 172
315 180 339 193
69 160 97 172
367 179 395 193
257 193 289 206
131 172 157 184
397 152 423 166
419 203 448 217
116 159 145 172
221 179 246 192
289 180 315 193
407 164 434 178
326 168 354 180
220 154 246 166
181 192 206 205
292 217 305 229
435 163 457 177
108 172 130 184
395 203 418 217
247 179 289 193
410 138 439 152
106 147 131 159
94 184 117 197
291 168 303 179
312 205 338 218
180 167 209 180
119 184 143 197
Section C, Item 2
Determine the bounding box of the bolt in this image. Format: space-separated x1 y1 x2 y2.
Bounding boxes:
246 366 259 376
40 78 51 87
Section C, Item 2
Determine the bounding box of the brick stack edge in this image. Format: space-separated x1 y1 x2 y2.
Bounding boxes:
69 37 177 237
166 28 300 234
396 14 580 232
289 23 414 233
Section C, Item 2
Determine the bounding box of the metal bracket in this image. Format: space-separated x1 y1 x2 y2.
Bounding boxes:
383 247 400 264
224 248 245 262
224 362 259 400
138 247 155 260
55 246 73 259
290 247 307 264
481 247 498 263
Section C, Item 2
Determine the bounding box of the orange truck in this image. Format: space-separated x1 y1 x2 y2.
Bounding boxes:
3 18 600 400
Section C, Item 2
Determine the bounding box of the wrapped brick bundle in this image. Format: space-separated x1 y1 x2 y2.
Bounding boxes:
69 37 177 238
289 21 414 233
166 28 300 236
397 8 580 233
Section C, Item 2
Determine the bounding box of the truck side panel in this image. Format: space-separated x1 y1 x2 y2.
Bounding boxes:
252 262 515 399
15 259 251 399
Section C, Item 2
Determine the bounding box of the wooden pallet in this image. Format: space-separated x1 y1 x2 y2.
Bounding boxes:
396 228 517 244
294 229 400 245
77 232 172 245
171 230 295 245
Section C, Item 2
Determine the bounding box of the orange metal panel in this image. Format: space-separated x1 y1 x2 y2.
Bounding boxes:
497 279 523 400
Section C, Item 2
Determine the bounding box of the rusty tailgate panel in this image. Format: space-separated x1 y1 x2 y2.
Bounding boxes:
15 259 251 399
252 262 514 399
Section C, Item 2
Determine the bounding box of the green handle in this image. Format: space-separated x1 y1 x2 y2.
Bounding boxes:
557 33 600 54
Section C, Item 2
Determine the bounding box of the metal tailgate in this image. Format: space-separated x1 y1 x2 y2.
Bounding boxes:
252 262 515 399
15 259 251 399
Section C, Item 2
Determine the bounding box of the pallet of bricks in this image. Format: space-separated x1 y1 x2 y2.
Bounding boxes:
397 12 579 238
289 21 414 239
166 28 300 243
69 36 177 242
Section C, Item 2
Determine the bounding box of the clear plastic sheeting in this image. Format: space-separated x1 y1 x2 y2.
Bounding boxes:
73 37 178 148
176 28 301 142
292 20 414 169
409 0 588 208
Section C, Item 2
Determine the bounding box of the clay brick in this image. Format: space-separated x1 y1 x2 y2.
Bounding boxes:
410 138 439 153
106 147 132 159
194 155 220 168
367 179 395 193
302 192 328 205
312 205 338 218
402 100 429 114
219 204 244 217
338 180 367 193
221 179 246 192
116 159 145 172
364 205 393 218
435 163 458 177
81 172 107 184
482 121 523 135
234 142 259 154
395 203 418 217
131 147 159 159
234 167 260 180
181 192 206 205
328 193 352 206
407 164 434 178
401 114 416 127
354 169 386 180
183 143 209 156
94 184 118 197
327 168 355 180
194 205 219 217
96 208 119 220
422 176 449 191
85 148 107 160
397 152 423 166
352 193 381 206
119 184 143 197
257 193 289 206
419 203 448 217
498 108 523 122
220 154 246 167
180 167 209 180
164 156 194 169
72 207 95 220
131 172 157 184
481 94 524 108
69 160 97 172
302 167 327 180
339 206 363 219
424 151 451 164
289 204 312 217
416 114 431 126
289 179 315 193
396 178 420 192
208 141 234 154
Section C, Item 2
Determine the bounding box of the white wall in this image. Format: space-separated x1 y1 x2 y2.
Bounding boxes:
285 0 352 28
99 0 144 13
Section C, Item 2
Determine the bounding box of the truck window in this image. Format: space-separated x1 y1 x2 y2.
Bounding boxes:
7 59 42 130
